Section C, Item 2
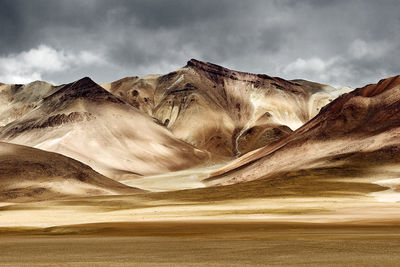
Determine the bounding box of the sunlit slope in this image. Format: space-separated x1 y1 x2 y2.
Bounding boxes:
0 77 209 179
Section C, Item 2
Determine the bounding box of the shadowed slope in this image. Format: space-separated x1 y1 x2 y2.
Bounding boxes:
0 142 139 202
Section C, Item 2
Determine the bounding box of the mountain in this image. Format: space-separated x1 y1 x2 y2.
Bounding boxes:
0 81 60 126
207 75 400 185
0 142 139 202
0 77 209 180
102 59 350 157
0 59 354 187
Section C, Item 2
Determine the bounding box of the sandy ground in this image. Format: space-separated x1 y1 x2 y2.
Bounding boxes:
0 174 399 227
1 222 400 266
369 178 400 202
1 168 400 266
120 164 226 191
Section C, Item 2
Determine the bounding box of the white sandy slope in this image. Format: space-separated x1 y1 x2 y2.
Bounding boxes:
120 163 225 192
0 78 210 180
370 178 400 202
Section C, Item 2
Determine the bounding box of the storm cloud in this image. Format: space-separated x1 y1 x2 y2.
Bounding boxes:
0 0 399 87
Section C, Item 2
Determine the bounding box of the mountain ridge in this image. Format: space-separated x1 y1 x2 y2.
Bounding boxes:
207 74 400 185
101 59 351 157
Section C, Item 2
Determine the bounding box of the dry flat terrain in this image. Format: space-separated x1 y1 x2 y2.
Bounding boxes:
1 163 400 266
1 222 400 266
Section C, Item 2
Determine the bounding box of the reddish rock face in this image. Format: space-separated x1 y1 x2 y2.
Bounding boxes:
302 75 400 137
208 75 400 186
356 75 400 97
186 59 306 94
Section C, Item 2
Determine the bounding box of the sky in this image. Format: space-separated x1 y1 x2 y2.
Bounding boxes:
0 0 399 87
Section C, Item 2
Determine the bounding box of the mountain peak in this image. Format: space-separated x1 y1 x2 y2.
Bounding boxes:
186 58 229 72
71 76 96 87
43 76 124 104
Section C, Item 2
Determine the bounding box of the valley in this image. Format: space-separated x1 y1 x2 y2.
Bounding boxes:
0 60 399 266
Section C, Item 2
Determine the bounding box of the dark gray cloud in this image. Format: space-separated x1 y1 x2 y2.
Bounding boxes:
0 0 399 87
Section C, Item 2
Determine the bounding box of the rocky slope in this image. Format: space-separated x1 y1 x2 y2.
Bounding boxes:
0 77 209 180
0 142 139 202
0 81 60 126
102 59 349 157
207 75 400 185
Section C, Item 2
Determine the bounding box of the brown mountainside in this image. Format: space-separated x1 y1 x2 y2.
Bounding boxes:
208 75 400 185
0 142 139 202
102 59 345 157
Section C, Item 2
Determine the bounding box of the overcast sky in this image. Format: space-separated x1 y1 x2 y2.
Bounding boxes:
0 0 399 87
